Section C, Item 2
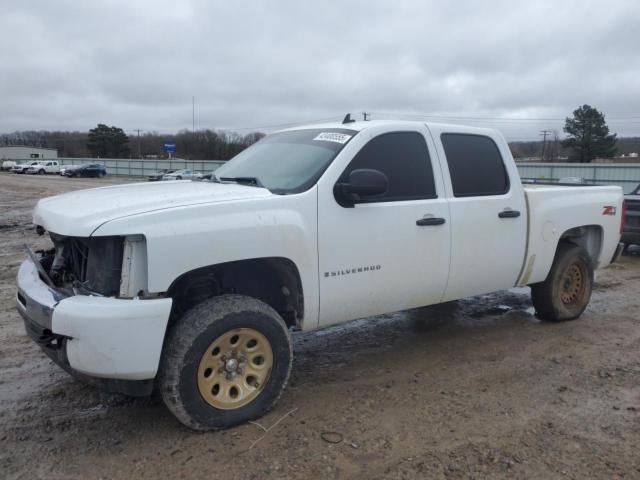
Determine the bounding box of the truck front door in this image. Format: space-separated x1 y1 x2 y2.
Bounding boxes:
317 127 451 327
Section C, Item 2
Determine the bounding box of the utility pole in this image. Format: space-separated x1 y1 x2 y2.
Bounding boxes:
362 112 371 121
192 96 195 132
540 130 551 162
135 129 142 158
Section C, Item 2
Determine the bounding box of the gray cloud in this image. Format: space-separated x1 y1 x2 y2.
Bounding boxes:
2 0 639 139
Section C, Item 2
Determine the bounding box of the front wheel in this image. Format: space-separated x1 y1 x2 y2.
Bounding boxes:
160 295 292 431
38 169 45 175
531 242 593 321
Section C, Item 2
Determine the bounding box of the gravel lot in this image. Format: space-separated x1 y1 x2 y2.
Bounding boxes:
1 172 639 479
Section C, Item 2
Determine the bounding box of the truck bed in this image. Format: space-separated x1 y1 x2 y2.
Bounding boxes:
519 183 623 285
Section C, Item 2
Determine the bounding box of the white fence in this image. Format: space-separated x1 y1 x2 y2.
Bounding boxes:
8 157 640 193
51 158 226 177
516 162 640 193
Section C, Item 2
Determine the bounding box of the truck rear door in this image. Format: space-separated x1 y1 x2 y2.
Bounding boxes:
428 126 527 301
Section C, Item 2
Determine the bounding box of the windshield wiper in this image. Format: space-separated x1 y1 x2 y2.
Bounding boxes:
219 176 265 188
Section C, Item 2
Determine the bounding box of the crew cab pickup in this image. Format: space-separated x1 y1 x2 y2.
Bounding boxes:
26 160 60 175
16 120 624 430
12 161 44 174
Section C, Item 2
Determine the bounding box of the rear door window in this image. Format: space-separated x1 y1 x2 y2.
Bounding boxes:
441 133 509 197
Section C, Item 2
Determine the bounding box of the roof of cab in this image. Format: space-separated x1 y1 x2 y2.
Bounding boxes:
277 119 500 137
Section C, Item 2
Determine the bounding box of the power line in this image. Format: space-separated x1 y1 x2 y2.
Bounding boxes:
371 111 640 122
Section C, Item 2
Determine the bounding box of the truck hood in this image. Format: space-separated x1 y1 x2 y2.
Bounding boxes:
33 180 272 236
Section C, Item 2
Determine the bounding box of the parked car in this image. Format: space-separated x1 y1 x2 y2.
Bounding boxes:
11 161 43 174
26 160 60 175
17 120 624 431
60 165 80 176
148 169 176 181
162 169 201 180
1 160 17 171
61 163 106 178
558 176 588 184
621 183 640 250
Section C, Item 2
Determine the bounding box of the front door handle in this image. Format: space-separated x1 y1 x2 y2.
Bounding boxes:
416 217 446 226
498 209 521 218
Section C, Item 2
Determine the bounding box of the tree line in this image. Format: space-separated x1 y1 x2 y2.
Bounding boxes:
510 136 640 161
0 105 634 162
0 126 265 160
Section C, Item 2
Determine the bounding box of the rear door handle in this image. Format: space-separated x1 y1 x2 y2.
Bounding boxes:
416 217 446 226
498 209 521 218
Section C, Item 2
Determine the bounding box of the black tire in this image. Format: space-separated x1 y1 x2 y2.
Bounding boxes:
38 169 45 175
531 242 593 321
159 295 292 431
99 171 105 178
176 176 182 180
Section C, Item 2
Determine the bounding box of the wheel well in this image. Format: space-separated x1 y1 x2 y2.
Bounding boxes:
167 257 304 329
558 225 603 267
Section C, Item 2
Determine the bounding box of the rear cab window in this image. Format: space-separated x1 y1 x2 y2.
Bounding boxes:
441 133 509 197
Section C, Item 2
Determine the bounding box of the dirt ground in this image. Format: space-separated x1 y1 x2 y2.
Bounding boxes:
1 172 639 480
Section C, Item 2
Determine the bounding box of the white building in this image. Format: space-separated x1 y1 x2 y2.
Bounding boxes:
0 146 58 160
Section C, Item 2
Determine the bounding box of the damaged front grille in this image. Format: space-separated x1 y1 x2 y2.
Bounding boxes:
44 233 124 296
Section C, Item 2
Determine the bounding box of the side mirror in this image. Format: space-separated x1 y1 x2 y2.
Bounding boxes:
334 168 388 208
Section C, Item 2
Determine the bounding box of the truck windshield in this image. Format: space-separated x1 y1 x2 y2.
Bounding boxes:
213 128 357 194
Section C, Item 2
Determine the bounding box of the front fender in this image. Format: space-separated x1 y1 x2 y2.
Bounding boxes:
92 190 320 327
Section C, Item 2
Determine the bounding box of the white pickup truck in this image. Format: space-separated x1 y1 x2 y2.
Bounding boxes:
16 120 624 430
26 160 60 175
11 160 45 174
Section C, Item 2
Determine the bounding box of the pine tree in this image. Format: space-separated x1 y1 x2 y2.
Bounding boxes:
562 105 617 162
87 124 130 158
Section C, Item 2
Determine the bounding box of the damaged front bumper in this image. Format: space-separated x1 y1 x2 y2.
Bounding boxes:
16 257 172 396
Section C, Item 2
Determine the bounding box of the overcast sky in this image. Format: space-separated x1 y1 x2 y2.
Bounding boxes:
2 0 639 140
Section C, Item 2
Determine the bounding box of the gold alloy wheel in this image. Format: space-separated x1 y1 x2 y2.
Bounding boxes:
560 262 585 305
197 328 274 410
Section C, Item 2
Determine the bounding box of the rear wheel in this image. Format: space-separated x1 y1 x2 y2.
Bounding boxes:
531 243 593 321
160 295 292 431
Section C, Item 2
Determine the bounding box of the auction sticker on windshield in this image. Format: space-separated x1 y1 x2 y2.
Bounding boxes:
313 132 352 144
